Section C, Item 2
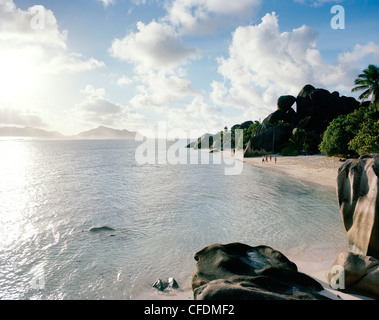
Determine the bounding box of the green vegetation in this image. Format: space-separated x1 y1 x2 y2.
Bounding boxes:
319 65 379 157
281 129 320 156
319 104 378 157
348 116 379 155
233 121 261 149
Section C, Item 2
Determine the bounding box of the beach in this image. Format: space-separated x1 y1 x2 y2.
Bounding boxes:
243 154 343 195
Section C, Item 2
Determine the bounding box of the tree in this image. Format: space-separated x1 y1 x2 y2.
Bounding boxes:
349 116 379 155
352 64 379 111
319 104 378 157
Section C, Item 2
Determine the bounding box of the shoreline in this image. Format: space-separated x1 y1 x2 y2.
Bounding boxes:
241 154 343 196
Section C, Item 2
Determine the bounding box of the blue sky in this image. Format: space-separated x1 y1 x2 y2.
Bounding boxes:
0 0 378 136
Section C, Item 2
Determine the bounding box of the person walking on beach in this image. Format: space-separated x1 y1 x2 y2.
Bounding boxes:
270 155 272 162
262 156 265 163
274 156 277 164
265 155 268 162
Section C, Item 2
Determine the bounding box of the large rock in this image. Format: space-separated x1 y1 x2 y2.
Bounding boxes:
244 122 292 156
277 95 296 112
191 243 328 300
337 154 379 259
296 84 315 119
193 133 215 150
263 109 284 125
327 251 379 298
231 120 254 131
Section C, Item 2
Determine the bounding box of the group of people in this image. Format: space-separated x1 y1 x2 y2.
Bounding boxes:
262 155 277 164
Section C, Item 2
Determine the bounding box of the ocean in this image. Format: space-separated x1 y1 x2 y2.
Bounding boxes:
0 139 348 300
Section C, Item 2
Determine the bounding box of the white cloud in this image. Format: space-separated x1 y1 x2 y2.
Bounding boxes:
96 0 115 7
76 85 146 128
166 96 230 135
110 20 200 109
212 12 379 119
164 0 262 35
42 53 105 74
294 0 343 7
0 0 104 79
117 75 133 87
130 71 200 108
110 20 198 71
0 107 46 127
0 1 67 49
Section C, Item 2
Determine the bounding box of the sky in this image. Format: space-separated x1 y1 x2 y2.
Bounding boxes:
0 0 378 137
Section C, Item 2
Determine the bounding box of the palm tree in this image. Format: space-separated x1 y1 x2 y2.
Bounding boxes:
352 64 379 111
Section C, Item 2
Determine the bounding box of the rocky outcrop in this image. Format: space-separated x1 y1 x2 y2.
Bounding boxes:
191 243 328 300
327 251 379 298
244 84 360 156
337 154 379 259
192 133 215 150
244 122 292 157
277 95 296 112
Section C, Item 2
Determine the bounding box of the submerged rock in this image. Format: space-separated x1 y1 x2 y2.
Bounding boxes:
337 154 379 258
191 243 328 300
89 226 115 232
153 277 179 292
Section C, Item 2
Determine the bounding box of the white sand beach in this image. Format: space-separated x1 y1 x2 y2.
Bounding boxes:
243 154 344 195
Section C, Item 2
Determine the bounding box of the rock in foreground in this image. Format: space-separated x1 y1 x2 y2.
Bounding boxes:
191 243 328 300
327 251 379 299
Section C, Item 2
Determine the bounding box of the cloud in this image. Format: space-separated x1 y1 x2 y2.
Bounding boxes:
164 0 262 35
0 108 46 127
76 85 146 128
212 12 379 119
130 71 200 108
294 0 343 7
43 53 105 74
0 1 67 49
110 20 200 109
117 75 133 86
96 0 115 7
0 0 104 77
166 96 230 134
110 20 198 71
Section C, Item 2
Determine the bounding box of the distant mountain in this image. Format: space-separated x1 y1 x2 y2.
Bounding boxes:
0 126 65 139
73 126 138 140
0 125 140 140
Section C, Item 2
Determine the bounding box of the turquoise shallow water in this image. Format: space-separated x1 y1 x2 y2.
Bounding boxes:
0 139 348 299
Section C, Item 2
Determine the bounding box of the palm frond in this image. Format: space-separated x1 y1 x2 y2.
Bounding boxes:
358 88 372 101
352 85 369 92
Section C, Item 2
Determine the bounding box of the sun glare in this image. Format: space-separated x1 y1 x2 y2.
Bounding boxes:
0 50 36 98
0 141 37 249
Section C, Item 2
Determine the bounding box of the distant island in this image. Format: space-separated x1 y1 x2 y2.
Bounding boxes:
73 126 138 140
0 125 139 140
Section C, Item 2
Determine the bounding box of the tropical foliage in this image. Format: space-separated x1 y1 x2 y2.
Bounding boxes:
351 64 379 107
319 104 378 157
281 129 320 156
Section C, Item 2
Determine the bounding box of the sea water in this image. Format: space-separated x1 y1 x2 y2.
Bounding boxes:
0 139 348 300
